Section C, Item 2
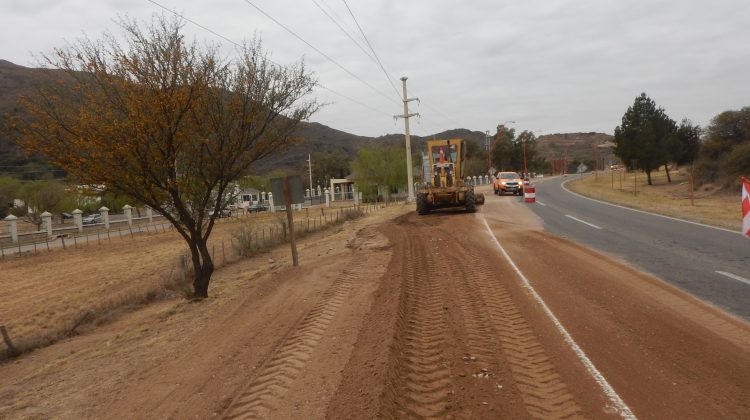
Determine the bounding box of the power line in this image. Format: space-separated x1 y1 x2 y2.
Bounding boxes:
337 1 471 133
338 0 469 133
241 0 400 106
318 0 356 36
418 100 466 130
340 0 402 100
147 0 244 50
319 85 392 118
310 0 376 64
145 0 392 118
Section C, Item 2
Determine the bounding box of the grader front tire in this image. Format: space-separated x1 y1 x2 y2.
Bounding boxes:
465 191 476 213
417 194 430 215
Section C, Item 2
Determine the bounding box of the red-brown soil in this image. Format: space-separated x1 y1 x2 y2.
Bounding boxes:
1 192 749 419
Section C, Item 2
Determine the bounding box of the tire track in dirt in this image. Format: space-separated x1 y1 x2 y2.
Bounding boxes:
436 252 499 368
222 259 365 419
378 230 452 419
378 214 582 418
457 240 584 419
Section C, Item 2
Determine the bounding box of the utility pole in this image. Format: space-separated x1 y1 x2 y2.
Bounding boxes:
593 145 598 180
306 153 313 193
485 130 491 176
521 132 528 179
395 77 419 202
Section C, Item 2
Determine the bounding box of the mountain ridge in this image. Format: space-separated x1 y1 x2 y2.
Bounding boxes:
0 59 613 177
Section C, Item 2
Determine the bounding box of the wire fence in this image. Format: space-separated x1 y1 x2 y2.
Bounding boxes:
0 200 403 260
0 199 405 360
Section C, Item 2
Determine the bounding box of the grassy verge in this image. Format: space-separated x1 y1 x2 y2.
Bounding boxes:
566 168 741 231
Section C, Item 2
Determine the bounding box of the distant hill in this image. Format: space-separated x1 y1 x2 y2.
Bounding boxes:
0 60 68 176
536 132 616 168
0 59 612 177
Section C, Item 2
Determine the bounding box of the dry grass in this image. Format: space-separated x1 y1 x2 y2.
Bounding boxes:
567 168 740 231
0 202 386 359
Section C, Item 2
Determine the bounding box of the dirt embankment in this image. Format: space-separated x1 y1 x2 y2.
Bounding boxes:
2 195 750 419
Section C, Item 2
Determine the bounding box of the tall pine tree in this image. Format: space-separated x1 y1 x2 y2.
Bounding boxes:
614 93 676 185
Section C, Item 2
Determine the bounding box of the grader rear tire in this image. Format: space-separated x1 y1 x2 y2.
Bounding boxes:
465 190 476 213
417 193 430 215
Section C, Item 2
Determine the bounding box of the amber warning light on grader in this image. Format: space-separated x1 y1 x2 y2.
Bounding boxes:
416 139 485 215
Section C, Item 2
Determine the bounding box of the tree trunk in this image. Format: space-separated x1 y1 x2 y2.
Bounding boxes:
664 164 672 183
189 238 214 299
646 170 653 185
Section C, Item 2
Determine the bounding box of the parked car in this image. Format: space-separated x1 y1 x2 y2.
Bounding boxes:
82 213 102 224
247 203 269 213
209 209 233 218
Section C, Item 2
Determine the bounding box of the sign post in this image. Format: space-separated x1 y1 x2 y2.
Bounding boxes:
271 176 305 266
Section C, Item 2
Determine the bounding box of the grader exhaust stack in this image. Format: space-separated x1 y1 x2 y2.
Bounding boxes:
416 139 485 215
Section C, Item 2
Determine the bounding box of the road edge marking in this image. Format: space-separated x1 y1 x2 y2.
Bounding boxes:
536 201 547 206
716 271 750 286
480 211 636 419
565 214 603 230
560 178 742 235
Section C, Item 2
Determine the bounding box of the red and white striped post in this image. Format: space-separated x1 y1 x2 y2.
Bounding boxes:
524 184 536 203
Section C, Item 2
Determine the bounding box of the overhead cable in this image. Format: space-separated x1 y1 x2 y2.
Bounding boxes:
145 0 392 117
340 0 402 100
242 0 400 105
311 0 376 64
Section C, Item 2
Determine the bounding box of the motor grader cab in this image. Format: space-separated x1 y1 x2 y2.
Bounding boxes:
416 139 485 215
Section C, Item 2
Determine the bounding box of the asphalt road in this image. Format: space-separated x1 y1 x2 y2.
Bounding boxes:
526 174 750 321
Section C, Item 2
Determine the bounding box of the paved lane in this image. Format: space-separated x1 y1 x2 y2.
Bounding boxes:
527 175 750 320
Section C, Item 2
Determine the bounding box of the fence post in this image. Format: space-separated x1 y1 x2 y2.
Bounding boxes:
4 215 18 243
325 189 331 208
123 204 133 227
146 205 153 223
41 211 53 237
99 206 110 230
73 209 83 233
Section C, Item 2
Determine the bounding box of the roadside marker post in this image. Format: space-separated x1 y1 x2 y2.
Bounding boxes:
524 185 536 203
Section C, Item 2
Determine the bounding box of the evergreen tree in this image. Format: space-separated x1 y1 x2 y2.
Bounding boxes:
490 125 516 173
665 119 702 168
614 93 676 184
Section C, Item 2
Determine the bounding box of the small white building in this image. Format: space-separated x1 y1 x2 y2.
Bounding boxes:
330 177 354 202
236 187 262 210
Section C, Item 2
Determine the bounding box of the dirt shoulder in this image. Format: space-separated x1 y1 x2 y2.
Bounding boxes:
0 203 410 419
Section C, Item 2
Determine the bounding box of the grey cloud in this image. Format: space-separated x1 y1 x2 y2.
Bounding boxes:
1 0 748 136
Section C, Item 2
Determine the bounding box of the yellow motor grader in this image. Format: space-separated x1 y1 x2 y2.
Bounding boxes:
416 138 485 215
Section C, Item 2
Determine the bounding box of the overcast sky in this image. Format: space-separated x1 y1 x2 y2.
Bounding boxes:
3 0 749 137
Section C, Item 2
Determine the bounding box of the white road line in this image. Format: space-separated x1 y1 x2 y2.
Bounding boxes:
561 179 742 235
716 271 750 286
565 214 603 230
480 211 636 419
536 201 547 206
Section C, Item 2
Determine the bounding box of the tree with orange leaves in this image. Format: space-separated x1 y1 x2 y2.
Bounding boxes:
8 15 318 298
